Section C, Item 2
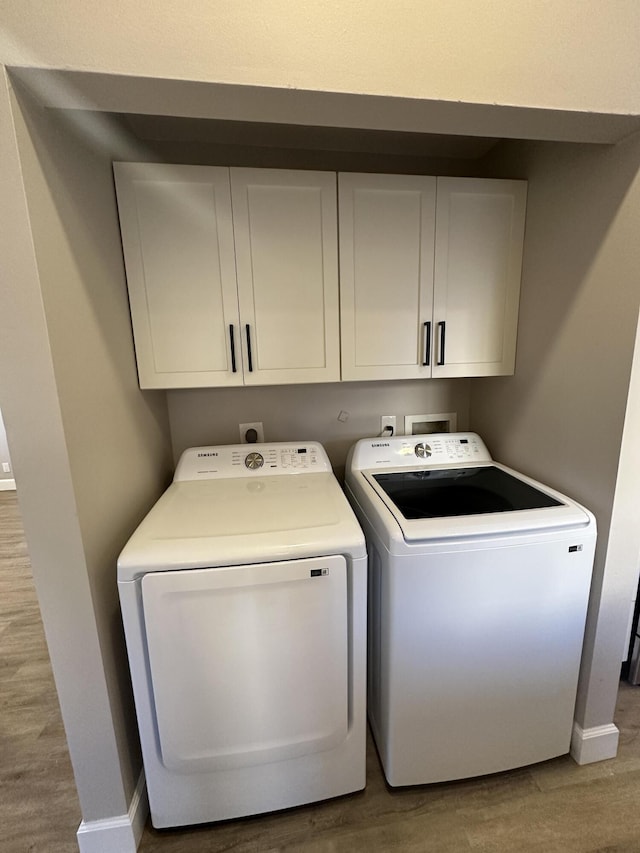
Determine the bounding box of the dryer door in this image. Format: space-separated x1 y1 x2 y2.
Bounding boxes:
141 554 348 772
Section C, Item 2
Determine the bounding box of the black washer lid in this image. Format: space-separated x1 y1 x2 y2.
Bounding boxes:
372 465 563 520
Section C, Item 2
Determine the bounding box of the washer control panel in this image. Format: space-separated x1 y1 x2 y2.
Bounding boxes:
174 442 331 481
349 432 492 470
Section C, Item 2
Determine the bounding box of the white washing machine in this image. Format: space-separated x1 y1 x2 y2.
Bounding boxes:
344 432 596 787
118 441 367 828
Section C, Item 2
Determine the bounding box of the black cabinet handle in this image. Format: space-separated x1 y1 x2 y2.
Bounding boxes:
437 321 446 366
229 325 237 373
245 324 253 372
422 321 431 366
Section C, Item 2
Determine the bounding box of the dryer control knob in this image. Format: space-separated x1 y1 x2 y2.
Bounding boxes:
244 452 264 470
414 443 432 458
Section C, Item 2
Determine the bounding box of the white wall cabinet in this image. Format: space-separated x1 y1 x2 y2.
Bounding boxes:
114 164 340 388
116 164 526 389
339 173 527 381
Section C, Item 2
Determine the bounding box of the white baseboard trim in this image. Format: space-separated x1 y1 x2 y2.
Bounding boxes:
77 770 148 853
0 478 16 491
570 721 620 765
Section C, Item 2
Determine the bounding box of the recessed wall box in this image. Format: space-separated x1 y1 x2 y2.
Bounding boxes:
404 412 457 436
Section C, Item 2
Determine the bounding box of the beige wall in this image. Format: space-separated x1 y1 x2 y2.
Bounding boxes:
471 134 640 728
168 380 470 481
2 1 640 116
2 78 174 819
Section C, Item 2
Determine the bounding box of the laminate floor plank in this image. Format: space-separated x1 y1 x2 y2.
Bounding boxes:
4 488 640 852
0 491 80 853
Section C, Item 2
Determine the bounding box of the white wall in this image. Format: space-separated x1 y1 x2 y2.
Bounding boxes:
0 74 173 834
2 1 640 116
471 134 640 731
169 380 470 480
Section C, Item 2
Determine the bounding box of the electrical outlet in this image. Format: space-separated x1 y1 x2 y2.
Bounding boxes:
239 422 264 444
380 415 396 436
2 462 10 473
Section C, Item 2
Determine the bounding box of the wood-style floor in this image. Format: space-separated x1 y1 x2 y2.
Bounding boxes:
3 488 640 852
0 490 79 852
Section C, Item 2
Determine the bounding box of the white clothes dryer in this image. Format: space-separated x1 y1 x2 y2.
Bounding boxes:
118 442 367 828
345 432 596 787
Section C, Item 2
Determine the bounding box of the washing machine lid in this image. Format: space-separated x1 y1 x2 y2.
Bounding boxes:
372 465 563 519
118 471 365 580
360 464 592 542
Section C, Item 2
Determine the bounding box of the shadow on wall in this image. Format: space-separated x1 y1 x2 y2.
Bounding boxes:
472 135 640 506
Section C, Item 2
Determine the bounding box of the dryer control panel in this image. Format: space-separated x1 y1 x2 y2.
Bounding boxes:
349 432 492 470
174 442 332 481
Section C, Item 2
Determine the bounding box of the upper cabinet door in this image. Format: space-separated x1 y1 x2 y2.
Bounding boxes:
114 163 242 389
339 173 437 381
432 178 527 378
230 169 340 385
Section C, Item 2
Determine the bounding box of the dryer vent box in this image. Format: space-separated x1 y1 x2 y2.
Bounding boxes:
404 412 457 436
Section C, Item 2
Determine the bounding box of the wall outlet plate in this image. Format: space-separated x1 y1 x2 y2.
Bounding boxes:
239 422 264 443
380 415 397 436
